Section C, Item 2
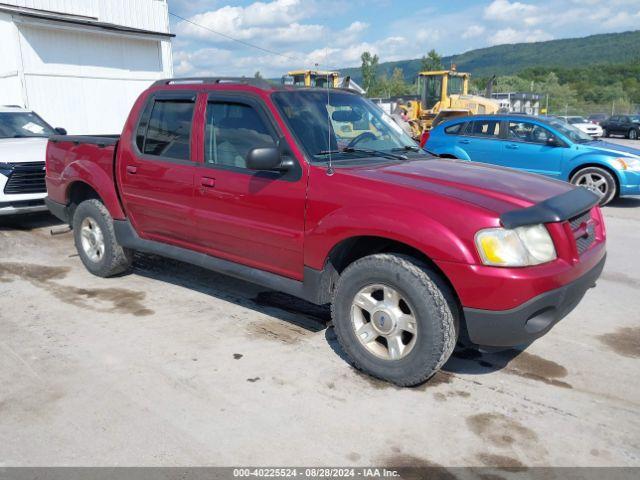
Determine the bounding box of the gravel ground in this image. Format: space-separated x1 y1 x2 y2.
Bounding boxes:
0 138 639 468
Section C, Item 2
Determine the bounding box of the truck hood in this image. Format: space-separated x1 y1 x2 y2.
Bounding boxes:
0 137 48 164
343 158 573 215
581 140 640 158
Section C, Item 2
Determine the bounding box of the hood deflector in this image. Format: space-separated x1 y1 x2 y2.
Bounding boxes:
500 188 600 229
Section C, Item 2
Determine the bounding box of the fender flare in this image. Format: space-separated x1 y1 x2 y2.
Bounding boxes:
304 205 477 270
61 160 126 219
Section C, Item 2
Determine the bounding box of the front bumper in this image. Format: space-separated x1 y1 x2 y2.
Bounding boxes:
619 170 640 196
463 254 606 347
0 199 48 216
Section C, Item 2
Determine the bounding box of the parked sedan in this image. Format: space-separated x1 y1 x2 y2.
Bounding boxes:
600 115 640 140
558 116 603 138
426 114 640 205
0 106 66 215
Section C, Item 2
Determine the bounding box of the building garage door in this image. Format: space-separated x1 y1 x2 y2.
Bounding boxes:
18 23 166 134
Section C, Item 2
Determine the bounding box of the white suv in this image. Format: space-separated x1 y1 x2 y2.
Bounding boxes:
0 106 65 216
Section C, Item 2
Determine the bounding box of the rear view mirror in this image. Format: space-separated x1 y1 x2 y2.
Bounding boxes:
246 147 293 171
332 110 362 123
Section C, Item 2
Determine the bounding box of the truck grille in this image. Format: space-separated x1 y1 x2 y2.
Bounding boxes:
569 210 595 255
3 162 47 195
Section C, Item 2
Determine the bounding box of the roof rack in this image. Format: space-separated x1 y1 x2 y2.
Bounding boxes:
151 77 274 90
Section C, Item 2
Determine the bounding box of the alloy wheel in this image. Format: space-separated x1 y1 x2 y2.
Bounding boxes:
574 172 608 198
80 216 105 263
350 283 418 361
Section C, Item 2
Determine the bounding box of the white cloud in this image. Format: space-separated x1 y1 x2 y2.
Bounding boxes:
484 0 541 25
489 27 553 45
462 25 485 39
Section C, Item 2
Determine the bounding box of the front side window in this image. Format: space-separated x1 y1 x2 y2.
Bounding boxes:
508 121 554 144
466 120 500 137
272 90 416 162
140 99 195 159
205 102 276 169
0 112 56 139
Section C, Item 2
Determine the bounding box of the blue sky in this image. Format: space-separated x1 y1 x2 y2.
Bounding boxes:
167 0 640 77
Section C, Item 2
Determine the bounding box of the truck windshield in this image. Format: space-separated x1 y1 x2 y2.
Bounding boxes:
546 119 594 143
272 90 418 162
0 112 56 139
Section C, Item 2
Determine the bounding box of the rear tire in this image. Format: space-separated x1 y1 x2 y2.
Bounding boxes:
72 199 133 277
331 254 457 387
570 167 617 206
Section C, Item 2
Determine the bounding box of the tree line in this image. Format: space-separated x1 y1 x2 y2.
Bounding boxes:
359 49 640 114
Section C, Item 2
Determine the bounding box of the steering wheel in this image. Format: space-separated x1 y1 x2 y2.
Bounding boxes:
347 131 377 148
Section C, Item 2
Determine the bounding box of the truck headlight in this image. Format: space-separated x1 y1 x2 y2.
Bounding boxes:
475 224 557 267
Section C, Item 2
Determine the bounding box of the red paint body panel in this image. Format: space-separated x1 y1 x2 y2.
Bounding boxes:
45 82 607 315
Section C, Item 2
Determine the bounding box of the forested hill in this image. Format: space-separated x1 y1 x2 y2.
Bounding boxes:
338 30 640 82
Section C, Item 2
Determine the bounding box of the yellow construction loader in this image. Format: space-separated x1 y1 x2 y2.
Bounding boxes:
401 67 499 139
282 70 340 88
282 70 366 93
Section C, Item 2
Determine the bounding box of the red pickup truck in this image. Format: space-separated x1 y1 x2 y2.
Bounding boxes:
45 78 606 386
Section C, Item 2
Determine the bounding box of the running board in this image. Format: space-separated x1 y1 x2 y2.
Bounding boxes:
113 220 325 305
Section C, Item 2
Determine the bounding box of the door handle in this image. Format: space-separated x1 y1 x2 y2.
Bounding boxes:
126 165 137 174
459 139 471 144
200 177 216 188
505 144 519 150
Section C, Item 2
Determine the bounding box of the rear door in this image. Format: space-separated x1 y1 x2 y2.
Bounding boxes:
191 93 307 279
456 119 502 163
117 91 198 246
501 120 564 178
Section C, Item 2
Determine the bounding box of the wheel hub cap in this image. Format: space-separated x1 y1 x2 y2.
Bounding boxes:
350 284 418 361
371 309 396 335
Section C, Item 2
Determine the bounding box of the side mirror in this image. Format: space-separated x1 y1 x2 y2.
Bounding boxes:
246 147 292 171
54 127 67 135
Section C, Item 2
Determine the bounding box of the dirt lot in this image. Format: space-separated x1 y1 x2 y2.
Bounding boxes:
1 138 639 468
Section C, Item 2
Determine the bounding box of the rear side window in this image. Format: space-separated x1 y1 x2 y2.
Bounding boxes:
444 123 464 135
205 102 276 169
137 99 195 160
466 120 500 137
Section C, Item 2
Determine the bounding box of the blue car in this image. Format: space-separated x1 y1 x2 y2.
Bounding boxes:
426 114 640 205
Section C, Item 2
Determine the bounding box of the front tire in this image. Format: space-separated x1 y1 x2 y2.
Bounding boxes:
602 128 609 138
72 199 133 277
570 167 617 206
331 254 457 386
629 129 638 140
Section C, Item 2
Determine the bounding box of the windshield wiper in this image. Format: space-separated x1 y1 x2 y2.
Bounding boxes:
392 145 441 157
316 147 408 161
392 145 420 152
342 147 408 160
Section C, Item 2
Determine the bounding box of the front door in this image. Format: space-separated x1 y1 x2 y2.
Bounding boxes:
192 94 307 280
501 120 564 178
117 92 198 246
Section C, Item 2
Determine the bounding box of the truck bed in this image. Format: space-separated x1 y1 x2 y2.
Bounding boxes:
45 134 121 216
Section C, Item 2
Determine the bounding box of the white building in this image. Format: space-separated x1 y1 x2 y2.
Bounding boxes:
0 1 173 134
